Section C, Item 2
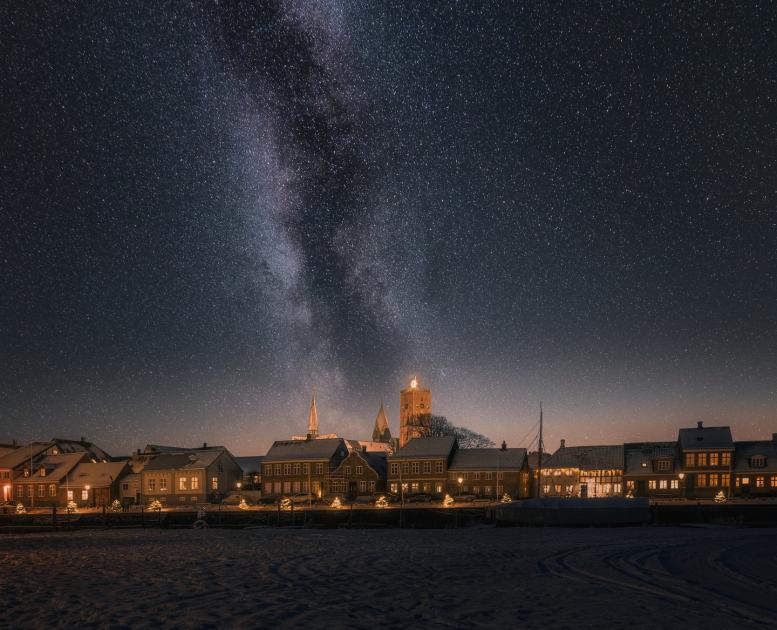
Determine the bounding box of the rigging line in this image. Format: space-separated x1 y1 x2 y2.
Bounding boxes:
515 418 541 448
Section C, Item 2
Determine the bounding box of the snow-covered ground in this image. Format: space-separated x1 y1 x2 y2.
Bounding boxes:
2 526 776 628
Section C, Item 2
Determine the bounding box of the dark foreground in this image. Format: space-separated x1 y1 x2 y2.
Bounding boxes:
2 527 776 629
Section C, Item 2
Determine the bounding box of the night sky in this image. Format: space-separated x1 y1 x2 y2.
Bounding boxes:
2 2 776 456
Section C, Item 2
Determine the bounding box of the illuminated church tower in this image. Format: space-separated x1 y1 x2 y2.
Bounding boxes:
399 376 431 447
372 401 392 444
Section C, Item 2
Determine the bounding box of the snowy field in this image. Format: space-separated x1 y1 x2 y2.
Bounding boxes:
2 527 777 629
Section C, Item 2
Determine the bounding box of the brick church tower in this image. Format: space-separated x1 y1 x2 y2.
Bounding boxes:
399 377 432 447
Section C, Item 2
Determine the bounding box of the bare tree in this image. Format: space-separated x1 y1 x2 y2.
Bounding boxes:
426 415 495 448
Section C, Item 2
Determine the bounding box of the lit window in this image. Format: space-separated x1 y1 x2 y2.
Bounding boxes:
179 478 187 491
38 485 45 497
659 480 668 489
436 461 444 474
709 453 719 466
497 472 504 480
81 490 88 501
303 464 309 475
191 477 199 490
293 464 301 475
423 462 431 474
369 481 375 492
721 452 731 466
147 478 155 491
485 471 492 481
356 465 364 475
648 480 656 490
274 464 282 476
756 476 765 488
264 465 273 476
283 464 291 476
741 476 750 485
721 474 730 487
626 480 635 489
435 483 442 493
697 453 708 466
670 479 679 489
411 482 419 493
159 479 168 492
697 474 708 487
657 460 671 471
49 484 56 496
390 483 398 493
211 477 218 490
359 481 367 492
484 486 492 496
684 453 695 467
263 482 271 495
67 490 73 501
315 463 323 475
473 472 480 480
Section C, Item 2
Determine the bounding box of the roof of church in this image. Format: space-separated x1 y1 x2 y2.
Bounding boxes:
372 402 391 441
308 392 319 435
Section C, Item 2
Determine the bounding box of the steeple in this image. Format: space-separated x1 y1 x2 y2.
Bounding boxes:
307 389 319 439
372 400 392 443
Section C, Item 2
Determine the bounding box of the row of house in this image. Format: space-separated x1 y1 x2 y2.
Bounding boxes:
539 422 777 500
3 421 776 509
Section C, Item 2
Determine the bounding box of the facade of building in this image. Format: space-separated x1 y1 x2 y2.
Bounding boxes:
235 456 264 491
399 377 432 448
448 443 530 499
387 436 456 496
677 423 734 499
261 438 349 499
541 442 624 498
330 449 387 499
733 436 777 497
12 453 87 507
623 442 682 498
65 461 129 508
142 447 242 506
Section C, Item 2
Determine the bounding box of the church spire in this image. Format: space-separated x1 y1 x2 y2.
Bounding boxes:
307 388 319 439
372 400 391 443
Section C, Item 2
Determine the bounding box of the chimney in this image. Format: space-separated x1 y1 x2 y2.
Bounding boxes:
80 436 86 443
560 439 566 449
12 439 17 447
203 442 208 449
501 440 507 451
697 421 704 430
773 433 777 446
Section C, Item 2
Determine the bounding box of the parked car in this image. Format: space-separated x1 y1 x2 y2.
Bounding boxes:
454 494 476 503
406 493 433 503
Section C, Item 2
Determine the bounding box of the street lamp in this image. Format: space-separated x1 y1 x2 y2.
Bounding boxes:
457 477 463 498
85 484 91 508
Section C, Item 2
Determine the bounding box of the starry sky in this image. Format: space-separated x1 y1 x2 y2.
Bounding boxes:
2 1 776 456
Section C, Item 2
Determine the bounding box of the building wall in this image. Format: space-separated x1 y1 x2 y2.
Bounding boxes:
261 459 334 498
387 458 447 495
447 469 527 499
540 468 623 498
330 452 385 498
679 449 733 498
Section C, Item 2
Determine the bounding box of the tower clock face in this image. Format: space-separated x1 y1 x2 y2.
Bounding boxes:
410 378 418 389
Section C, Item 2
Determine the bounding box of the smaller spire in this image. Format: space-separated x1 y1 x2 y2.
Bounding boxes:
372 400 392 443
307 388 319 439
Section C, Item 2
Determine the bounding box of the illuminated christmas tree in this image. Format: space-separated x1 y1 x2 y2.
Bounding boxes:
238 498 249 510
66 500 78 514
500 493 512 503
714 490 727 503
375 495 389 508
15 503 26 514
109 499 122 512
279 498 292 510
443 494 454 507
330 496 342 509
148 499 162 512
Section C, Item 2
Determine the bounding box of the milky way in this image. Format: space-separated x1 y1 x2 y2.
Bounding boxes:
2 2 776 455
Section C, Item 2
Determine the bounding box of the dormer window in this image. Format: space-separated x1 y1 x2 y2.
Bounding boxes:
39 467 46 477
23 468 30 478
656 460 672 472
750 455 767 468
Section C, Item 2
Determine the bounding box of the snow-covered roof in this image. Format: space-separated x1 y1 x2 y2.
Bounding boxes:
545 445 624 471
678 425 733 450
68 461 129 488
235 456 264 473
51 438 111 461
264 438 347 462
0 442 53 470
624 442 678 476
449 448 527 470
389 436 457 460
734 441 777 473
144 450 224 471
14 453 85 483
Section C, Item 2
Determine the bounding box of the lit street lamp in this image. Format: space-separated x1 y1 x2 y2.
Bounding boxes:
457 477 463 498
